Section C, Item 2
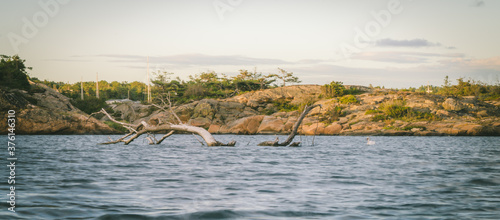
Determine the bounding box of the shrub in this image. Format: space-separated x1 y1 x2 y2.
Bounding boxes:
273 98 299 112
71 96 109 114
371 114 387 122
378 99 439 121
379 100 411 118
321 106 345 123
344 87 364 95
339 95 358 104
297 96 318 112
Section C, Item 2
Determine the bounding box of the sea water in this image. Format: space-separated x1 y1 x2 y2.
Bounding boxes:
1 135 499 219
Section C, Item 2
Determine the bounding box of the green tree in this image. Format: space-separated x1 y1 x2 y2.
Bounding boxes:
322 81 345 98
0 55 31 90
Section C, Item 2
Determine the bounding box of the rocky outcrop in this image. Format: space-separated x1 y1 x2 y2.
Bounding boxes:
0 83 115 134
110 85 500 136
6 83 497 136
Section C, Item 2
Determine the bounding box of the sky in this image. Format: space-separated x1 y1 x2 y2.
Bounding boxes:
1 0 499 88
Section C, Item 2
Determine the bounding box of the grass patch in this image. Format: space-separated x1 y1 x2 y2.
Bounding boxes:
371 114 388 122
378 99 439 121
383 126 398 130
365 109 382 115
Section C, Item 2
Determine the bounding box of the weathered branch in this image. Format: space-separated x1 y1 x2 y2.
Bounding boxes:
98 108 138 132
156 131 175 144
93 98 236 146
100 132 134 145
258 104 321 146
119 123 235 146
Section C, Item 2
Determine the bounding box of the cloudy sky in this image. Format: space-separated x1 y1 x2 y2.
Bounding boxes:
1 0 499 88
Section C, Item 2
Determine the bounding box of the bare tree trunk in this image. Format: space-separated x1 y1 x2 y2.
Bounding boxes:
258 104 321 146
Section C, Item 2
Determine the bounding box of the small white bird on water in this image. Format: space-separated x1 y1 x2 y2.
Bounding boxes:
366 137 375 145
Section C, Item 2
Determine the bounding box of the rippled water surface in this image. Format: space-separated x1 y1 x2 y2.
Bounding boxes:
2 135 500 219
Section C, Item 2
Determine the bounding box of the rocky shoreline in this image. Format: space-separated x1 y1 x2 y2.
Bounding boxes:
0 82 115 135
1 83 499 136
108 85 500 136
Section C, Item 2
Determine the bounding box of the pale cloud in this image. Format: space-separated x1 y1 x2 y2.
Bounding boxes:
375 38 442 47
440 56 500 71
351 51 465 63
95 54 292 66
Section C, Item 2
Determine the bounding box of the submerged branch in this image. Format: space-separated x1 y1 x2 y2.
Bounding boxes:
258 104 321 147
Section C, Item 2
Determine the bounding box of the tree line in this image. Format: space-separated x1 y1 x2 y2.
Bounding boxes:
28 67 301 105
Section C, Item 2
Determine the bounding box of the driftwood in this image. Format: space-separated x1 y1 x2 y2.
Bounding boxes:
258 104 321 146
95 99 236 146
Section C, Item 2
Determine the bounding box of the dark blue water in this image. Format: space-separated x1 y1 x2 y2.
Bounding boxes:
1 135 499 219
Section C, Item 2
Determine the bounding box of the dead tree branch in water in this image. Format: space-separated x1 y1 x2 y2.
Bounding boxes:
95 96 236 146
258 104 321 147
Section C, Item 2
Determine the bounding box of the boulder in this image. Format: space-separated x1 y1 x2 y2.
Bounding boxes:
442 98 465 111
301 123 326 135
226 115 265 134
337 117 349 124
453 123 485 136
192 100 217 119
257 116 286 134
324 123 342 134
188 117 211 128
208 124 221 133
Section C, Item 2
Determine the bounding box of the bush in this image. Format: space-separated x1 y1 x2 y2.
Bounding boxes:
273 98 299 112
297 96 318 112
371 114 387 122
339 95 358 104
321 106 345 123
379 100 411 118
345 87 364 95
71 96 109 114
378 99 439 121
